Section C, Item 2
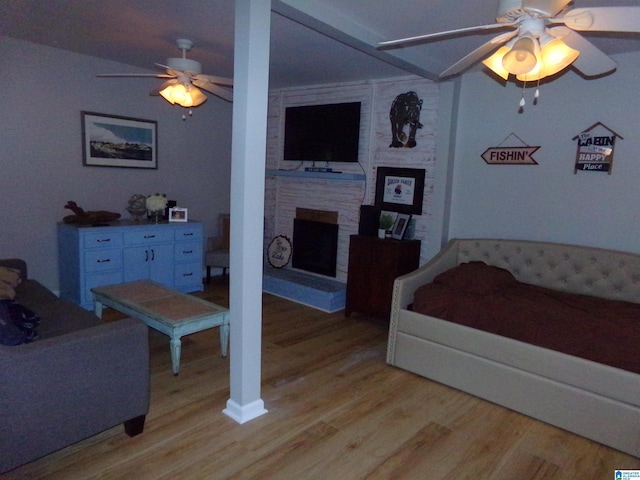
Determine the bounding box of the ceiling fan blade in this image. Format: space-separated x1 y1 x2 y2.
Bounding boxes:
559 7 640 33
192 79 233 102
439 30 518 78
194 73 234 86
553 28 617 77
97 73 174 78
379 22 515 47
522 0 572 17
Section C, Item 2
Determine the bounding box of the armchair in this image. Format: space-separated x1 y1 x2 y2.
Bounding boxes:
205 214 230 283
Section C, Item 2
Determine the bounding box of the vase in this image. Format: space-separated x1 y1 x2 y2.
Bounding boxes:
378 228 386 239
148 210 164 223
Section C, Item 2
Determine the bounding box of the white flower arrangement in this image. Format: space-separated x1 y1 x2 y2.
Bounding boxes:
145 194 168 211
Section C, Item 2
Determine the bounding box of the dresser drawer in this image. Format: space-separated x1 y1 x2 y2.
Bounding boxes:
124 229 173 245
175 226 202 242
174 262 201 287
84 249 122 273
174 242 201 262
83 231 123 249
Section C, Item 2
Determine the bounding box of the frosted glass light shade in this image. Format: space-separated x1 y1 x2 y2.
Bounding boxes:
502 36 538 75
159 83 207 107
483 46 511 80
515 39 579 81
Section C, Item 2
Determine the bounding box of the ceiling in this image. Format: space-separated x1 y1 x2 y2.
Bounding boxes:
2 0 640 89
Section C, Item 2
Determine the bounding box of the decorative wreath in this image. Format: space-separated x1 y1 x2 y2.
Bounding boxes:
267 235 292 269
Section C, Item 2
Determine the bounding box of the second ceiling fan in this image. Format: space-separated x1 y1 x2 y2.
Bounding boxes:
380 0 640 81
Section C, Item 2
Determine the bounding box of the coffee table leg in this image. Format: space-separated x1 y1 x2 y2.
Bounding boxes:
94 299 103 319
170 336 181 375
220 322 229 358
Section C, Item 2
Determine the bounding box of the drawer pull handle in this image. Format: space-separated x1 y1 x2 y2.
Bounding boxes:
184 233 194 236
183 250 193 254
183 272 193 277
97 239 111 243
97 259 111 263
144 235 156 239
145 250 149 262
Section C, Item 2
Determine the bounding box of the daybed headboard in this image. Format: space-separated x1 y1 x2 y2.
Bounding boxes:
454 239 640 303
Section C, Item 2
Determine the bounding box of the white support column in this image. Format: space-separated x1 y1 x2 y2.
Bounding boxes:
222 0 270 424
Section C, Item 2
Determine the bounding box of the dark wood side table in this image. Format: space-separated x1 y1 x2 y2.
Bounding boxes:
345 235 421 318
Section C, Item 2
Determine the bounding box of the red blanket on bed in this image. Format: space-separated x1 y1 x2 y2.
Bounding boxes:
412 262 640 374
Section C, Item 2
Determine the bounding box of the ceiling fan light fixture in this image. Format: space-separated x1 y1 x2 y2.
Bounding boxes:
159 83 207 108
502 35 538 75
482 45 511 80
514 37 580 81
539 38 580 75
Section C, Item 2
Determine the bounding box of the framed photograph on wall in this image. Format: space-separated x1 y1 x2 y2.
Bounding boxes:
374 167 425 215
391 213 411 240
82 111 157 169
168 207 188 222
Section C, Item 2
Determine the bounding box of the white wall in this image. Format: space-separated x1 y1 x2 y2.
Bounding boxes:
449 51 640 254
0 37 233 290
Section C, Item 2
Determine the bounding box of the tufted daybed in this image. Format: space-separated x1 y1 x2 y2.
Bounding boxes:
387 238 640 457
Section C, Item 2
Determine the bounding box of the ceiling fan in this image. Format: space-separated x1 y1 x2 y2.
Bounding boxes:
98 38 233 107
379 0 640 82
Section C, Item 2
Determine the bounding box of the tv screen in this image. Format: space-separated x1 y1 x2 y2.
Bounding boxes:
283 102 361 163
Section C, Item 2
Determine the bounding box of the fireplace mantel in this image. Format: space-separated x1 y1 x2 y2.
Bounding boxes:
266 169 365 181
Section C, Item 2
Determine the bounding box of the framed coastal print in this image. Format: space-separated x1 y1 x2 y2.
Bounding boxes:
374 167 425 215
82 111 157 169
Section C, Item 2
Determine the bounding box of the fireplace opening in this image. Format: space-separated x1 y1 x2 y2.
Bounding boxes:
292 218 338 277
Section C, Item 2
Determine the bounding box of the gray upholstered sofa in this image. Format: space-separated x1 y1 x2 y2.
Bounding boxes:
387 238 640 457
0 259 150 473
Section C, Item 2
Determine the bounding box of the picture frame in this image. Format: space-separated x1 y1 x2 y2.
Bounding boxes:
168 207 188 222
82 111 157 169
374 167 425 215
391 213 411 240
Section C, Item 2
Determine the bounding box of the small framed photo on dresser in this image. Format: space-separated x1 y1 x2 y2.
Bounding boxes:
169 207 188 222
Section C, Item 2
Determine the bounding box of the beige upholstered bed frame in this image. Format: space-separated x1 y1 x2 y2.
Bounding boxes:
387 238 640 457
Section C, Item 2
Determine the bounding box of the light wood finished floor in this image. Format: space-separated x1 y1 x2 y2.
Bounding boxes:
6 277 640 479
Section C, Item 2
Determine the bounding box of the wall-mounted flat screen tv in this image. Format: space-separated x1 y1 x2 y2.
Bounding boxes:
283 102 361 163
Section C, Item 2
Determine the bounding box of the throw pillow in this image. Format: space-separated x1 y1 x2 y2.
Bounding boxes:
0 282 15 300
0 266 21 288
0 299 40 346
434 261 518 295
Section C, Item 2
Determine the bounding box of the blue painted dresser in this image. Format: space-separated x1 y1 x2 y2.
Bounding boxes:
58 220 203 310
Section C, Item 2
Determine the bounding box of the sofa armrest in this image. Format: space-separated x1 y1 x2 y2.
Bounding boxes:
0 318 149 472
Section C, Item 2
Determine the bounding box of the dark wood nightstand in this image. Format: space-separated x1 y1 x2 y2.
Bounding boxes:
345 235 421 318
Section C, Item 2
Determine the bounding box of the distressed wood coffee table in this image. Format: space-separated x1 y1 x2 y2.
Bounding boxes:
92 280 229 375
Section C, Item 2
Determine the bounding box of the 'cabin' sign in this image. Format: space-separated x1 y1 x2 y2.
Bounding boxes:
572 122 623 174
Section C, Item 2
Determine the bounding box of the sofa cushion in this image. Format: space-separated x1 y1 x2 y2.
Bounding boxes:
0 299 40 345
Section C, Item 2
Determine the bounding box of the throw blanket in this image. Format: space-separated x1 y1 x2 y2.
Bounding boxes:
412 262 640 374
